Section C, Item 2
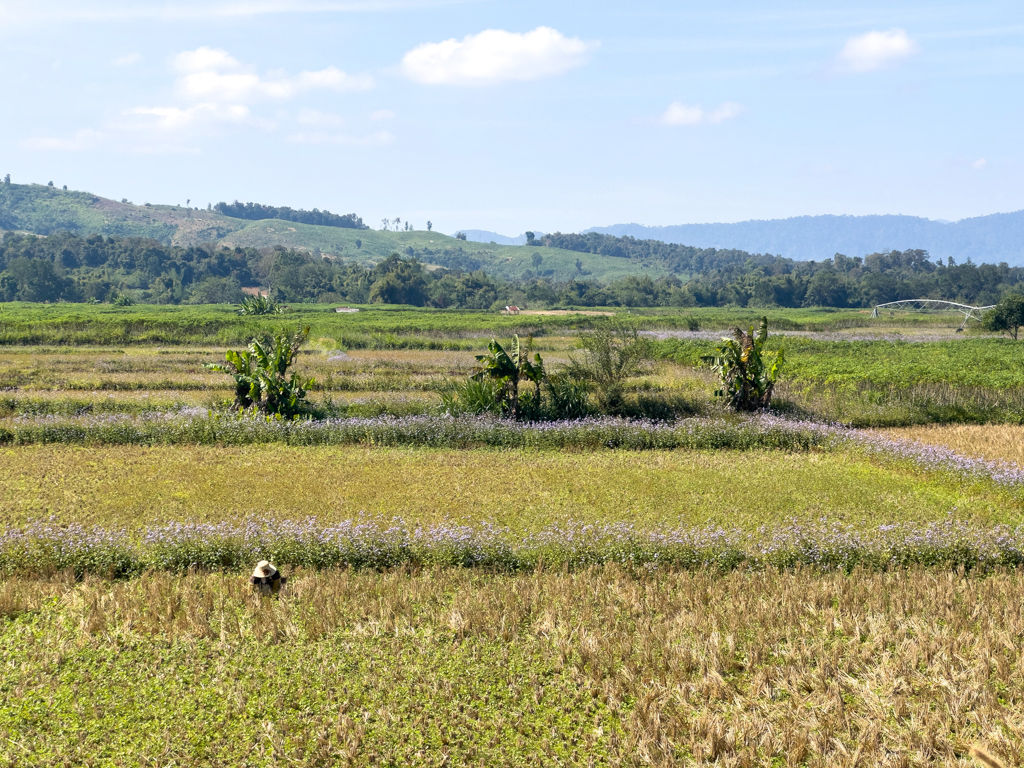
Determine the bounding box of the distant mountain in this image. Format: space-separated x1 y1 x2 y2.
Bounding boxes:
586 212 1024 265
462 230 544 246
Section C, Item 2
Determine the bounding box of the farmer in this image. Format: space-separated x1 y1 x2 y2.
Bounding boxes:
250 560 286 597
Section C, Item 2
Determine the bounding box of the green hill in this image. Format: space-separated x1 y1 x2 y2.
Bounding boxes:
0 182 651 283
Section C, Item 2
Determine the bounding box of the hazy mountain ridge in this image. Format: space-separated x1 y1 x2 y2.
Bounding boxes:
462 230 545 246
585 212 1024 265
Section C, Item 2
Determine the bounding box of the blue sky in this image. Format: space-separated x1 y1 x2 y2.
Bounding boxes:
3 1 1022 235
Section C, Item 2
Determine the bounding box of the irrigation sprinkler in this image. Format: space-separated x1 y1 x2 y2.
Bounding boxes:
871 299 996 331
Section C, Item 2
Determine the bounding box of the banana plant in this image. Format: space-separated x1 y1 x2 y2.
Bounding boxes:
701 317 784 412
237 295 283 316
471 335 545 420
206 327 314 417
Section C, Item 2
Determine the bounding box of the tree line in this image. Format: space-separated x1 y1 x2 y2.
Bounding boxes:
2 230 1024 309
0 232 504 308
214 201 368 230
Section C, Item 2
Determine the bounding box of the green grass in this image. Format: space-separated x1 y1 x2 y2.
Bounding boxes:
0 303 632 346
0 302 945 347
658 335 1024 389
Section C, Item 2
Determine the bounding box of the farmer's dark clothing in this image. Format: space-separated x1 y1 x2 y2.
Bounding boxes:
251 571 285 596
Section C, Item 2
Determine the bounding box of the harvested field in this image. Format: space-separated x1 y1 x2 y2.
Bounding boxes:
882 424 1024 468
1 567 1021 767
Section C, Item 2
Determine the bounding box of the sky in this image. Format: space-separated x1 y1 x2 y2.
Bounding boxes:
3 0 1023 235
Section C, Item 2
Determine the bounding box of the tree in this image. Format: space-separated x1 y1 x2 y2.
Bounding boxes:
455 231 467 241
426 221 432 232
525 231 536 246
983 293 1024 340
3 175 9 185
804 270 848 307
186 277 244 305
0 257 73 302
367 255 429 305
531 252 543 269
701 317 784 411
205 328 314 417
471 335 545 420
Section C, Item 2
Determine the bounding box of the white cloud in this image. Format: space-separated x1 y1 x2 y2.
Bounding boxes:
22 129 103 151
401 26 596 86
128 103 252 131
297 109 347 127
112 52 141 66
23 45 379 152
661 101 744 126
370 109 395 121
174 46 241 74
972 158 988 170
836 29 918 73
286 130 395 146
171 47 373 103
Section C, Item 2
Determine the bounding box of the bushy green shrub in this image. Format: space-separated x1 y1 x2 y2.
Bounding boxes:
564 322 653 415
439 378 503 417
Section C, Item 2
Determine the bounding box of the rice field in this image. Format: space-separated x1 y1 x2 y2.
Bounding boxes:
2 306 1024 765
0 443 1017 532
2 567 1022 767
883 424 1024 467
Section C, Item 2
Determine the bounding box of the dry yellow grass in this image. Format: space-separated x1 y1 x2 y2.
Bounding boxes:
881 424 1024 468
1 567 1022 766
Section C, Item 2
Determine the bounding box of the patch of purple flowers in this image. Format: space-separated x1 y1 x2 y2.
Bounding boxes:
2 516 1021 578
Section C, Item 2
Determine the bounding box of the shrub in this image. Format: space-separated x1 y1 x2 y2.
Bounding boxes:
565 322 653 415
439 378 503 417
544 373 592 420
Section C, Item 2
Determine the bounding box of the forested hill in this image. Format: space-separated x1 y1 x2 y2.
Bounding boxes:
4 180 1024 309
0 181 650 282
587 212 1024 266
